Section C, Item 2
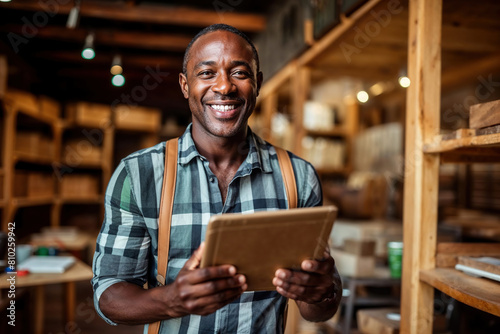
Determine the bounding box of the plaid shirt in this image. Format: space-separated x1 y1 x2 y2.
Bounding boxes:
92 124 322 334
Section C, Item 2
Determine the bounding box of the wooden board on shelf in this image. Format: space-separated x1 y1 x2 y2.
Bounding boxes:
0 56 6 99
470 99 500 129
420 268 500 317
39 95 61 120
457 256 500 276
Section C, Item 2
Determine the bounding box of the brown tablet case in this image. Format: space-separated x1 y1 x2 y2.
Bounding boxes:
200 205 337 291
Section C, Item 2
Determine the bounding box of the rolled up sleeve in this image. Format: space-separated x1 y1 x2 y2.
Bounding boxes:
91 161 151 325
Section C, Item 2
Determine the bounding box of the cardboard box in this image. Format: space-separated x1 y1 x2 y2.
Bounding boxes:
331 220 403 257
344 239 376 256
66 102 111 128
114 105 161 132
5 89 39 114
60 174 100 198
357 308 400 334
39 96 61 120
331 248 375 277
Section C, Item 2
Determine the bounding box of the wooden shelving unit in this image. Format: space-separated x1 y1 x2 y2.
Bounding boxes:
401 0 500 333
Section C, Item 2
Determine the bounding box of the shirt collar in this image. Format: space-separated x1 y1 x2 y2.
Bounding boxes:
177 123 273 174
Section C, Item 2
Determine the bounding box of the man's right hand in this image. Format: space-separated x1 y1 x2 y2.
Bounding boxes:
164 242 248 317
98 243 247 325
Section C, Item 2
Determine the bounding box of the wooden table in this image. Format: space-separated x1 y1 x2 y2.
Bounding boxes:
0 259 93 334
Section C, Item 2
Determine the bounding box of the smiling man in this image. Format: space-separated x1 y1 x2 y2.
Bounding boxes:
92 24 341 334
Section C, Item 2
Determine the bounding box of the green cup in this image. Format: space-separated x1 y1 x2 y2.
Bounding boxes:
387 241 403 278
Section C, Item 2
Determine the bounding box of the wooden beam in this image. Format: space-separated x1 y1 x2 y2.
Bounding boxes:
401 0 442 334
0 0 266 32
3 25 192 52
34 51 182 70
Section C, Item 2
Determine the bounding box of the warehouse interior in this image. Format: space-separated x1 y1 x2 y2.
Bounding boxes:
0 0 500 333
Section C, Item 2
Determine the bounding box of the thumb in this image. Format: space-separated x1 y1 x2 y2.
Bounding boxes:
185 242 205 270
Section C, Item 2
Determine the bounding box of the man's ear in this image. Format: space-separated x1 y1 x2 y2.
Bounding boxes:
256 71 263 96
179 73 189 99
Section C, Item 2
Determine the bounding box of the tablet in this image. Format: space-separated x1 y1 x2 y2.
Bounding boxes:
200 205 337 291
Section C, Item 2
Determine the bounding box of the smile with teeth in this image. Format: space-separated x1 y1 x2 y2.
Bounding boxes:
210 104 237 111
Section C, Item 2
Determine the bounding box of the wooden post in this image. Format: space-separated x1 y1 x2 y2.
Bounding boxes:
401 0 442 333
261 93 277 143
2 107 15 230
291 65 310 156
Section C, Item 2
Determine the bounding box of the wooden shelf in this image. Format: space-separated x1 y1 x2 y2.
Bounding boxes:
424 132 500 153
61 159 103 169
420 268 500 317
12 196 54 208
14 151 55 165
56 196 103 204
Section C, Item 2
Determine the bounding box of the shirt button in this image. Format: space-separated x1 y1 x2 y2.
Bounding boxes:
209 177 215 183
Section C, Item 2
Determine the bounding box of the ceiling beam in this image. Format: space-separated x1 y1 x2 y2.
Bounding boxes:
4 25 192 52
33 51 183 70
0 0 266 32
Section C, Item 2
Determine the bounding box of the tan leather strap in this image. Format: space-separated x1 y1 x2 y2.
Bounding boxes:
275 146 297 209
275 146 297 333
148 138 178 334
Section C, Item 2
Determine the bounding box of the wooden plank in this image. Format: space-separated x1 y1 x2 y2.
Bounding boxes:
4 25 192 52
435 243 500 268
420 268 500 317
401 0 442 333
291 66 310 155
0 1 266 32
470 99 500 129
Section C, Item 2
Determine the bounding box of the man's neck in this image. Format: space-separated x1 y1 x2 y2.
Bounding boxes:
191 126 249 169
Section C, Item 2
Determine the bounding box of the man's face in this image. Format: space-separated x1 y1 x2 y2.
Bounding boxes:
179 30 262 139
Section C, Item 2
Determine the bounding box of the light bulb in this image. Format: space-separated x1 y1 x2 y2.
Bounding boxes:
356 90 369 103
399 76 411 88
112 74 125 87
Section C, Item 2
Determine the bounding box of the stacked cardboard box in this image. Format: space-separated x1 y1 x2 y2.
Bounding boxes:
60 174 100 198
14 171 55 198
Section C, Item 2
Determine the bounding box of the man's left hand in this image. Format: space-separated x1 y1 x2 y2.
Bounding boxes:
272 249 340 305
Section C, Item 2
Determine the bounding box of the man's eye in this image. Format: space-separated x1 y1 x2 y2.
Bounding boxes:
198 71 213 77
233 70 250 78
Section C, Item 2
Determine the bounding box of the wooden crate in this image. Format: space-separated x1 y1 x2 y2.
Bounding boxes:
63 139 102 165
39 96 61 120
470 99 500 129
14 171 54 198
15 131 40 155
5 89 39 114
28 172 55 197
66 102 111 128
114 105 161 132
60 174 100 198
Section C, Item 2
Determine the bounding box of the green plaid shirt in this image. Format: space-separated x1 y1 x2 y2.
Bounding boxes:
92 124 322 333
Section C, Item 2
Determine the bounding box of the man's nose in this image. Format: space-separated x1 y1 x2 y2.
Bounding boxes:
212 73 236 95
